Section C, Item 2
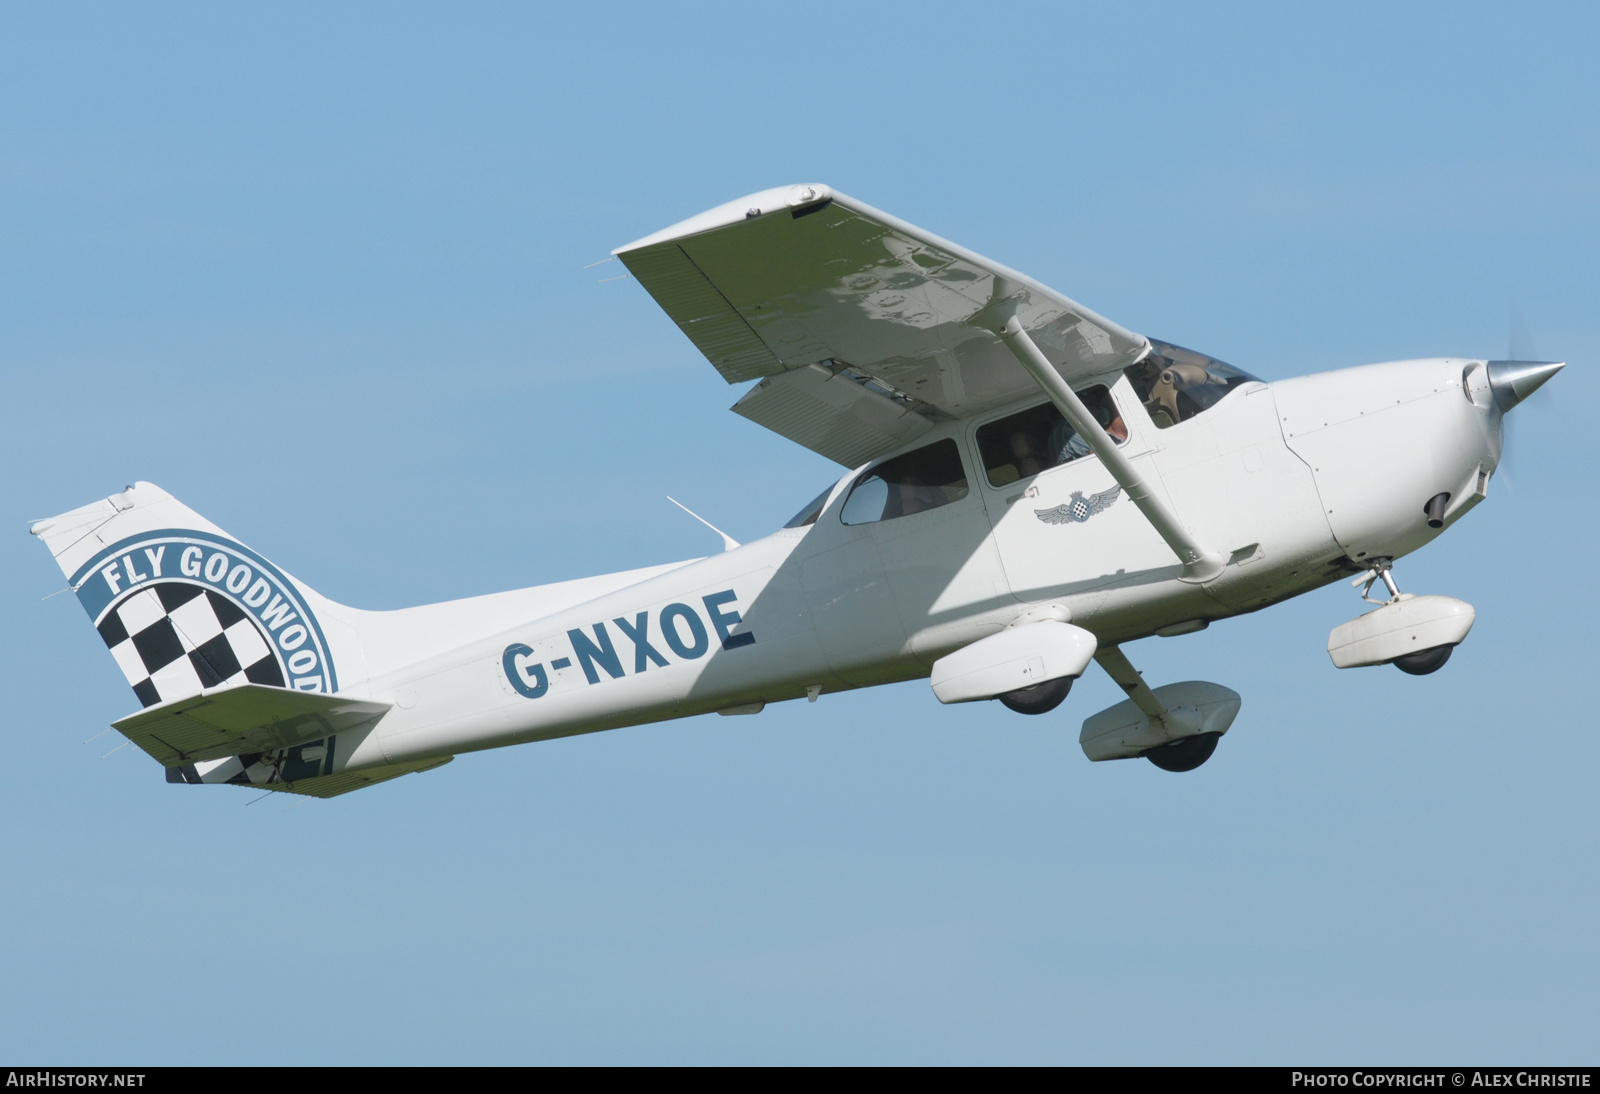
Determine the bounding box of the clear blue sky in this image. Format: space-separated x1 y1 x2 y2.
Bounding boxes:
3 1 1596 1064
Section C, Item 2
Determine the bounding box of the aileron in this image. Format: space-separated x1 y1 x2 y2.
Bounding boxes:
618 243 780 383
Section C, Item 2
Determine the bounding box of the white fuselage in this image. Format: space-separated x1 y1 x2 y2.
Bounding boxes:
332 357 1500 775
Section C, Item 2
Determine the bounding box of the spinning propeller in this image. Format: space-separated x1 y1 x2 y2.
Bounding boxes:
1487 309 1564 486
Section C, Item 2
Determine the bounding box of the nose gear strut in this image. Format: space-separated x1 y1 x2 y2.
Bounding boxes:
1354 557 1402 605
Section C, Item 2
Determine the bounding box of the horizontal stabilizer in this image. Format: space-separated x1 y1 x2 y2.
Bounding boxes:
114 684 390 767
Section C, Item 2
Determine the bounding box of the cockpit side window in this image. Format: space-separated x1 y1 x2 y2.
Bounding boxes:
783 485 834 529
1123 340 1260 429
974 385 1125 488
839 439 969 526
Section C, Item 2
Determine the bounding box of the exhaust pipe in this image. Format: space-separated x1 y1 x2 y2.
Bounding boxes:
1424 492 1450 529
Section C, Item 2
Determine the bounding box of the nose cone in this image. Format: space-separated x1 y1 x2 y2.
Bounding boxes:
1486 360 1564 412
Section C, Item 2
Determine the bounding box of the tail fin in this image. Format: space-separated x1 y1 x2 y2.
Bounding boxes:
32 482 343 710
34 481 678 799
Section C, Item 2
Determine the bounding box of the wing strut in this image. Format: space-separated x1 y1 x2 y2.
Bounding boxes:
997 316 1225 582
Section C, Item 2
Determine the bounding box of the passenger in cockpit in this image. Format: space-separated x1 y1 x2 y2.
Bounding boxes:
1010 431 1045 478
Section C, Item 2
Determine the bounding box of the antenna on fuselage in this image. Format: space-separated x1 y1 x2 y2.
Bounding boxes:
666 496 740 552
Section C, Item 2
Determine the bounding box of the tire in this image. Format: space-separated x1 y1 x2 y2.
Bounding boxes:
997 675 1073 715
1144 731 1221 772
1391 644 1453 676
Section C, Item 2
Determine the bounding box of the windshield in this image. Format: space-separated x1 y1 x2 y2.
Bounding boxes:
1123 340 1260 428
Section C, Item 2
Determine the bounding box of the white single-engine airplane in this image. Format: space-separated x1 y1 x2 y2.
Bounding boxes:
34 185 1565 796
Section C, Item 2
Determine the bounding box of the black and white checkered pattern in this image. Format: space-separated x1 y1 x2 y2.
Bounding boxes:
97 582 284 707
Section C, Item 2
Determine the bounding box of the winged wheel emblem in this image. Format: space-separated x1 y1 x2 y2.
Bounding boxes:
1035 485 1122 525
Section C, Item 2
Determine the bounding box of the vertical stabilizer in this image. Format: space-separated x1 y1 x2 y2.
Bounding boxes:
32 482 343 710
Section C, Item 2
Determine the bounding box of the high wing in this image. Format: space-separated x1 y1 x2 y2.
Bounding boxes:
614 184 1151 467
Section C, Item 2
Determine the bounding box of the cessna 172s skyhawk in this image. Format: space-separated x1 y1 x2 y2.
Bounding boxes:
33 184 1565 796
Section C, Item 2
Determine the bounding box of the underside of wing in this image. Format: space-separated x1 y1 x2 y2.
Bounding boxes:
615 184 1150 466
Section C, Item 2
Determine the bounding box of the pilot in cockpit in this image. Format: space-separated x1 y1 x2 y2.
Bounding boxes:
1048 394 1127 465
893 471 944 517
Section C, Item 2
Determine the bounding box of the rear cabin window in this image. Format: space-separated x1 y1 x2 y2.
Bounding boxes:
1123 340 1260 429
974 385 1125 488
839 439 969 526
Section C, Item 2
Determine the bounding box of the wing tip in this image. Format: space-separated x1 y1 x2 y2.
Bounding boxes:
612 183 834 255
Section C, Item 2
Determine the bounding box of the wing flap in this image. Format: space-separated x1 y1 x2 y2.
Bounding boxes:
112 684 391 767
731 363 936 467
